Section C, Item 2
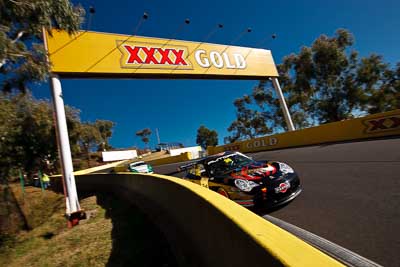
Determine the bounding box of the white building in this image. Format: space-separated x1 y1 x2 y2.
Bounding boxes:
102 150 138 162
169 146 203 159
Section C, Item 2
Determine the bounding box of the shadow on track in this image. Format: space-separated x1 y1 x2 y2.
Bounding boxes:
249 202 292 217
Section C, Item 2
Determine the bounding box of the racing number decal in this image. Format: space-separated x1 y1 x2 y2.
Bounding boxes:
200 177 209 188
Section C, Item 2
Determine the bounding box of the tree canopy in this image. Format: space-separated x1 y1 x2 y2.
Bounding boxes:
226 93 272 143
78 122 102 167
0 0 84 92
196 125 218 149
95 119 115 151
136 128 152 147
0 92 115 182
226 29 399 142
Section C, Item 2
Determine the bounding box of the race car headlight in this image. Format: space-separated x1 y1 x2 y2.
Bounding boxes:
234 179 259 192
279 162 294 174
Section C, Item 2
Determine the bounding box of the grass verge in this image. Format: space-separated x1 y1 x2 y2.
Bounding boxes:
0 185 177 267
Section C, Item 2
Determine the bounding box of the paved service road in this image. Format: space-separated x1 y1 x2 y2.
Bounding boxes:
154 138 400 267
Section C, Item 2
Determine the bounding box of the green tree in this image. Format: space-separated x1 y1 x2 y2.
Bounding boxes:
196 125 218 149
0 92 22 180
78 123 102 168
65 105 83 157
95 120 115 151
0 92 82 181
226 29 399 142
136 128 152 148
0 0 84 92
226 92 272 143
276 29 366 124
357 58 400 113
273 29 398 124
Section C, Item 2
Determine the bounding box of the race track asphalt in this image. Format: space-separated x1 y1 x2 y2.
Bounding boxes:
154 137 400 267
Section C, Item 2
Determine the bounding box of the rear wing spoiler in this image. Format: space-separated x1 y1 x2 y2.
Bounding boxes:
177 161 197 172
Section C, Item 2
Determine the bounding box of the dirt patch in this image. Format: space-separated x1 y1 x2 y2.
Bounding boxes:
0 184 27 235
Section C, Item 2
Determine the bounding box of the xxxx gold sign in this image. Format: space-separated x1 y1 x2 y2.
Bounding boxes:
44 30 278 79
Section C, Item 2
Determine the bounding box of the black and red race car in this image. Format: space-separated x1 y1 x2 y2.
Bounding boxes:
178 151 302 208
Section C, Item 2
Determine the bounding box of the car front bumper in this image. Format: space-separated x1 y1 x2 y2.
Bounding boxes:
253 173 302 208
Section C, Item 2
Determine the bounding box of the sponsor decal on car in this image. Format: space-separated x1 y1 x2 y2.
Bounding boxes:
275 181 290 193
230 164 277 180
250 166 276 175
207 154 236 165
363 115 400 134
242 165 277 179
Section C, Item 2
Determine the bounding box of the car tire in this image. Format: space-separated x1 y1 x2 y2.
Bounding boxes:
217 187 230 199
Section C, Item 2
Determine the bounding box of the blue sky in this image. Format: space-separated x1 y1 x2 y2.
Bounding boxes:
31 0 400 149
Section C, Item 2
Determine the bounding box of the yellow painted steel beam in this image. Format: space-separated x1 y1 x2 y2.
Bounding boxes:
44 30 278 79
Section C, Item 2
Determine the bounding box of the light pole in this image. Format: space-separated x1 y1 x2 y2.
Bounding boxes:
50 74 84 227
258 33 295 132
43 28 84 228
271 77 295 131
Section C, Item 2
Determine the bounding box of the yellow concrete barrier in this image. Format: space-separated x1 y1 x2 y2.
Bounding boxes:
208 109 400 154
76 153 191 174
73 160 129 175
60 173 344 267
146 152 192 166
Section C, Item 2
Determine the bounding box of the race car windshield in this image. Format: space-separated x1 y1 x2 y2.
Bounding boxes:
208 153 253 175
130 161 146 167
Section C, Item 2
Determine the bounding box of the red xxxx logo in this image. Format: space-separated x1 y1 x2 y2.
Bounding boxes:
363 115 400 133
118 42 192 69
